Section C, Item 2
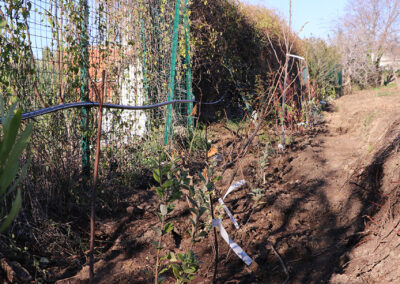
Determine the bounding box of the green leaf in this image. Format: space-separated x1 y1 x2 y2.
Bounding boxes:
159 267 169 274
163 223 174 235
153 169 161 183
199 207 207 217
155 187 163 198
5 159 30 195
162 179 173 188
0 107 21 165
188 208 199 215
0 188 21 233
155 212 162 222
198 171 206 183
0 124 32 195
0 18 6 30
9 123 32 164
0 162 18 197
171 264 180 279
168 252 177 262
168 190 182 202
187 196 198 207
161 164 171 176
181 184 190 190
212 176 222 182
1 103 16 132
183 267 196 274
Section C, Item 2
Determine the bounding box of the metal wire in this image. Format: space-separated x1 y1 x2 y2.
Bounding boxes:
0 95 225 123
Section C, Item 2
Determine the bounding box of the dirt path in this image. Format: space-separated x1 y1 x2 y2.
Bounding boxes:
56 86 400 283
273 86 400 282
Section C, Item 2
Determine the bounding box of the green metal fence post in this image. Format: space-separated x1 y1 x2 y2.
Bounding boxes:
164 0 182 145
80 0 90 177
184 0 194 132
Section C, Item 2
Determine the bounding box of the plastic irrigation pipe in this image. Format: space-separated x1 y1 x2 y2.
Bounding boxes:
0 96 225 123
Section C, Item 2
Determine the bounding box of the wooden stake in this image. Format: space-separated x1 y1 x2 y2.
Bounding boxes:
89 70 105 283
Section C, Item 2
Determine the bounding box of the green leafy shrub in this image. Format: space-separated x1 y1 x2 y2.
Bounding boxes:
304 38 342 100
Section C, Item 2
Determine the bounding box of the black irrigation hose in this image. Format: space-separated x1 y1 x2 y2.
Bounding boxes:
0 95 225 123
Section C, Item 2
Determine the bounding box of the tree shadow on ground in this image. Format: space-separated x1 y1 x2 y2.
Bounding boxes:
217 135 393 283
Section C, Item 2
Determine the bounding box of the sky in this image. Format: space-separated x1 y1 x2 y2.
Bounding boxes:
240 0 348 39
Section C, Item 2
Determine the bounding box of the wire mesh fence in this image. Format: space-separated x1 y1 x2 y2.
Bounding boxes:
0 0 196 241
23 0 193 133
1 0 194 158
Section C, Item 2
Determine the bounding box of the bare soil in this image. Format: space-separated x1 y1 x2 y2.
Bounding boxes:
7 86 400 284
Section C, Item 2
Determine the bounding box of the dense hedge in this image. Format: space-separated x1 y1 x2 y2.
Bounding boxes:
191 0 302 120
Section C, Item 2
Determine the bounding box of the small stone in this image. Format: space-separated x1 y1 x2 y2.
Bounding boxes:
126 206 135 215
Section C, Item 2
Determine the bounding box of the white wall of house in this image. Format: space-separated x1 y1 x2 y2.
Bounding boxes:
102 60 147 143
379 47 400 70
120 61 147 138
102 10 148 143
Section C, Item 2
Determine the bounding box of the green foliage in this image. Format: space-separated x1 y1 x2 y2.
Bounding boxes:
0 12 5 29
304 38 342 100
152 152 182 206
150 148 216 283
255 141 272 185
160 251 199 283
188 125 208 153
0 103 32 233
250 188 265 205
151 149 184 281
0 0 34 105
186 174 210 243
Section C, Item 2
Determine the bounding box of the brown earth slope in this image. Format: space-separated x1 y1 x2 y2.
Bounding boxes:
54 85 400 283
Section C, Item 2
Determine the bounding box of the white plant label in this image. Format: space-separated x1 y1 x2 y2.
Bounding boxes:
212 219 253 266
223 180 246 200
218 198 240 229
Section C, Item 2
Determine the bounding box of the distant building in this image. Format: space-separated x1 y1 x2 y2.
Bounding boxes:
380 46 400 70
